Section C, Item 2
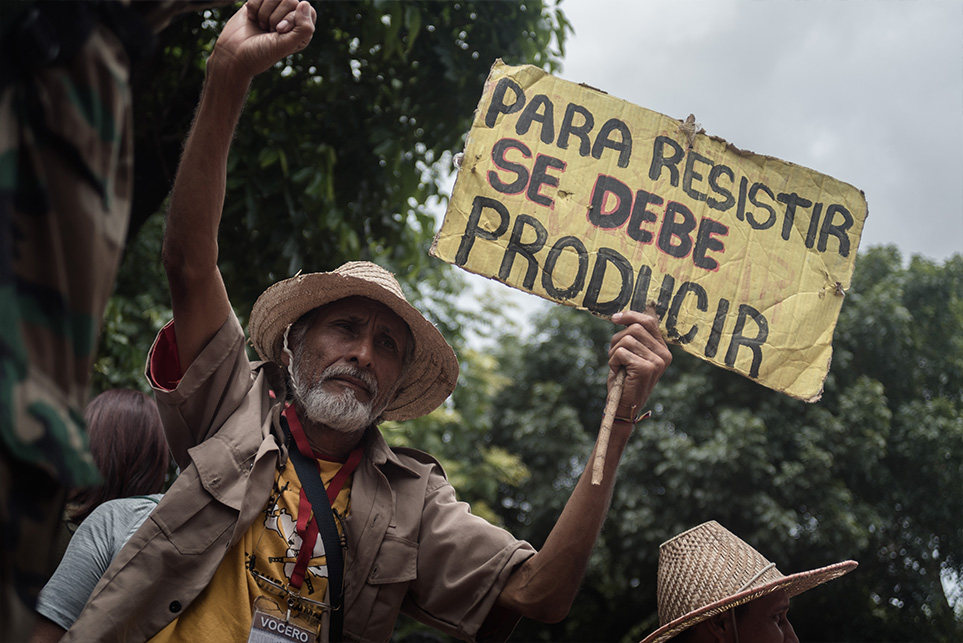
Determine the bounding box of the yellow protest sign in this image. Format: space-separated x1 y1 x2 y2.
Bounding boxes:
431 60 868 402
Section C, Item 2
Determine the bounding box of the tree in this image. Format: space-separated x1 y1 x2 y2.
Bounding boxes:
131 0 570 306
482 246 962 642
94 0 571 393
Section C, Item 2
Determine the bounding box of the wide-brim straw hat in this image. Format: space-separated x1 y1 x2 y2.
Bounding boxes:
640 521 857 643
249 261 459 422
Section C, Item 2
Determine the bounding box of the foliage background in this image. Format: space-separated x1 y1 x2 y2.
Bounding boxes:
475 248 963 643
92 2 961 641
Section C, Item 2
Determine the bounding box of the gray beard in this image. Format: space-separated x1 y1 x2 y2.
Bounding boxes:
291 362 381 434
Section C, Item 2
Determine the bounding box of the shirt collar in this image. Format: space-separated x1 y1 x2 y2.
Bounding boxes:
361 426 421 477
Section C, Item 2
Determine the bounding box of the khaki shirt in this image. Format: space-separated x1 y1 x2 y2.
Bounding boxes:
65 313 535 642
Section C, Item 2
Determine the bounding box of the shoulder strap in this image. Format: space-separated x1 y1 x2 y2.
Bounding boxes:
281 415 345 642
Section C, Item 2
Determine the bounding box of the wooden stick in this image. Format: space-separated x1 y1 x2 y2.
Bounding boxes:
592 367 626 485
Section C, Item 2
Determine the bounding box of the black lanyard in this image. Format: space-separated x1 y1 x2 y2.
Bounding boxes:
281 414 345 642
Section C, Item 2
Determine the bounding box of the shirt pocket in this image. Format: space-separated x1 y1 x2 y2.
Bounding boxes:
357 533 418 639
368 533 417 585
151 467 236 555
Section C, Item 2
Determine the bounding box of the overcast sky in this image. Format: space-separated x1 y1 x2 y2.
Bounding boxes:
554 0 962 264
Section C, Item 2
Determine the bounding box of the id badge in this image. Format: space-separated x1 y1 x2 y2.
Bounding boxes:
247 596 320 643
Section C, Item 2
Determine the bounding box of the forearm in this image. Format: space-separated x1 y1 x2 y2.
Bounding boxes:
28 615 66 643
162 54 251 366
161 0 315 369
496 309 670 623
164 61 249 276
496 420 634 622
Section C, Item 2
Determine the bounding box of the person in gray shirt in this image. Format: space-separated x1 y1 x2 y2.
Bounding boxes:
30 494 162 642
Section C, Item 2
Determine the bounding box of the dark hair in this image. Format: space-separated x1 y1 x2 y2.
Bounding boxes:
671 603 748 643
67 389 170 523
671 622 700 643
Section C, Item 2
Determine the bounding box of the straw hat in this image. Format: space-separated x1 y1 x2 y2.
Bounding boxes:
640 521 857 643
249 261 459 422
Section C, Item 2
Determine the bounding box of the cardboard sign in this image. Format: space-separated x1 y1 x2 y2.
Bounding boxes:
431 60 868 401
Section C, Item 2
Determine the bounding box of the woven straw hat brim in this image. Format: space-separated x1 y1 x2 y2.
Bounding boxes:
249 268 458 422
639 560 857 643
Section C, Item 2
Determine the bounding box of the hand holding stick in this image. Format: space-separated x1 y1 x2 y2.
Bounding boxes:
591 307 671 485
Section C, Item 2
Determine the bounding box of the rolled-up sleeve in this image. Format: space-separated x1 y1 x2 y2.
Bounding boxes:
145 312 253 469
402 468 536 641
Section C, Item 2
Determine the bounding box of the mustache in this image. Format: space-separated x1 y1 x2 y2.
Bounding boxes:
318 362 378 397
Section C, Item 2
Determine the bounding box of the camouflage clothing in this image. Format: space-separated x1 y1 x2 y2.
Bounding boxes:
0 9 136 638
1 18 133 487
0 0 205 636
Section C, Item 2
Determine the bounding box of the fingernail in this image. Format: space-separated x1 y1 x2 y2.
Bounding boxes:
612 312 623 322
278 19 290 31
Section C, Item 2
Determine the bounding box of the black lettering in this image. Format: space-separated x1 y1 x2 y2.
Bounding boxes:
488 139 531 194
707 164 735 211
557 103 594 156
736 176 748 221
456 196 511 265
591 119 632 168
498 214 548 289
683 150 712 202
649 135 684 186
725 304 768 378
485 78 525 128
626 190 663 244
516 94 556 144
657 201 696 258
583 247 634 315
630 264 653 311
777 192 813 242
692 217 729 271
746 182 776 230
666 281 709 344
705 298 730 359
527 154 566 207
654 273 675 320
543 236 588 299
588 175 633 228
818 204 854 257
805 202 823 249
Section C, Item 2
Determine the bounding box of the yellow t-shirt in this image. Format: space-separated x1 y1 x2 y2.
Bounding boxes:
149 458 352 642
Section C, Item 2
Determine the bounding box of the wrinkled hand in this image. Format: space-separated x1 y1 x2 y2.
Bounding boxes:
211 0 316 80
607 309 672 419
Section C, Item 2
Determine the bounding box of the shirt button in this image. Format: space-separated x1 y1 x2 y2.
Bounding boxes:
169 601 182 613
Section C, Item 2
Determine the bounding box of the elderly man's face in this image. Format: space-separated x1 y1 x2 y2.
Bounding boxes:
732 591 798 643
290 296 410 432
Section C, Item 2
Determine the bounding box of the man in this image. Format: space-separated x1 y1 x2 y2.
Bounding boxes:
0 1 224 638
639 521 858 643
64 0 671 641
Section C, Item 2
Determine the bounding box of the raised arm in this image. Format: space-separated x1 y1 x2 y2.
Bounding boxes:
162 0 315 370
495 309 671 623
